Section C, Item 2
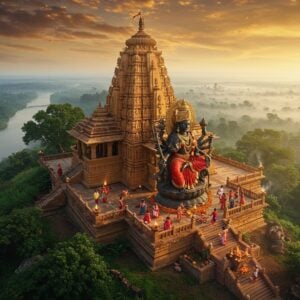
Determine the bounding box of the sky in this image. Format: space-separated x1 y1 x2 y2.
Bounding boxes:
0 0 300 81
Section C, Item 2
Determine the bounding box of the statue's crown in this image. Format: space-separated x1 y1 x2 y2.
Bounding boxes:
174 100 191 123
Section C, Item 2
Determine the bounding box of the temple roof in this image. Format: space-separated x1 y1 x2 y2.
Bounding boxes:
68 106 122 145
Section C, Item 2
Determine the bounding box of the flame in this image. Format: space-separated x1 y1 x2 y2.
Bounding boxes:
103 181 107 186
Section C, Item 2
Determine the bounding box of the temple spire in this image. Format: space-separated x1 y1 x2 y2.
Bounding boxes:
139 15 144 31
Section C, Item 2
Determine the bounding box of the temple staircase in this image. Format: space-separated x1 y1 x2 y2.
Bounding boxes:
62 162 83 183
197 220 279 299
236 260 278 299
36 186 66 215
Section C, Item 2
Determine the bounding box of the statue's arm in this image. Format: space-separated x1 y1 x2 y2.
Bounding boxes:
165 133 180 154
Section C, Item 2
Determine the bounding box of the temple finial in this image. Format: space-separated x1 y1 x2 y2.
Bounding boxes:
139 14 144 31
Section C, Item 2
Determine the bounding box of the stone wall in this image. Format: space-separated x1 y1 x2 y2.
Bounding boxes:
82 155 122 188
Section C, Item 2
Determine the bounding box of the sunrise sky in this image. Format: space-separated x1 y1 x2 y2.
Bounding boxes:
1 0 299 81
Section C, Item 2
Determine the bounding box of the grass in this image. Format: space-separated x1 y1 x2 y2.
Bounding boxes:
109 249 237 300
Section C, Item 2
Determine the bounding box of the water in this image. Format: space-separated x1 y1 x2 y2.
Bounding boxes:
0 92 51 161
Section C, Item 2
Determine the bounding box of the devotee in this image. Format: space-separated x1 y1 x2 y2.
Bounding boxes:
143 210 151 224
139 199 147 215
93 190 100 206
118 189 128 210
240 192 245 206
152 203 160 218
211 208 218 225
216 185 224 202
99 184 110 203
219 225 228 246
250 265 260 281
177 204 184 222
163 216 172 230
57 163 63 177
220 193 227 210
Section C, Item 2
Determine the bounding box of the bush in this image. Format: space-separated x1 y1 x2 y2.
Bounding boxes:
285 241 300 276
0 167 51 214
0 149 38 183
0 207 54 259
2 233 113 300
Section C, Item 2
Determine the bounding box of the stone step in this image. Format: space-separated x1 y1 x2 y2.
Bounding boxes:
239 277 274 299
212 242 237 256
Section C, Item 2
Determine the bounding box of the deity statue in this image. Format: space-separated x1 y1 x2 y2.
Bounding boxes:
154 99 213 208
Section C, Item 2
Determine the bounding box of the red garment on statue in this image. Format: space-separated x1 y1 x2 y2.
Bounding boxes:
169 153 207 189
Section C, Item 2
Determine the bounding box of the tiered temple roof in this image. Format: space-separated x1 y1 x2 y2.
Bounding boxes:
68 106 122 144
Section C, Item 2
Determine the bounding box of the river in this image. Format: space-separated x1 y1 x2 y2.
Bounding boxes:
0 92 51 161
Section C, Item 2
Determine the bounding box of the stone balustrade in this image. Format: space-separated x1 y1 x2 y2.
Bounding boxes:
224 198 265 219
226 179 265 200
125 207 154 240
95 209 126 225
212 154 259 172
40 152 73 161
66 185 96 223
153 217 195 242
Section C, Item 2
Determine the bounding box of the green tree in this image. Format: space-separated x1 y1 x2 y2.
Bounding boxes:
236 129 293 168
267 164 299 199
0 207 52 259
0 149 38 182
3 234 113 300
22 104 84 153
0 166 51 214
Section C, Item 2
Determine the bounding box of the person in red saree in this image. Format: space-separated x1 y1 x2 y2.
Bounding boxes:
165 103 209 190
163 216 172 230
143 210 151 224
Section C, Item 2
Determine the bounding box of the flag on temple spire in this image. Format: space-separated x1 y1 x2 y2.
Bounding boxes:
132 11 141 20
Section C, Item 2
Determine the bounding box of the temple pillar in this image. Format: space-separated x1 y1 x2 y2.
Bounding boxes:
107 143 113 156
91 144 96 159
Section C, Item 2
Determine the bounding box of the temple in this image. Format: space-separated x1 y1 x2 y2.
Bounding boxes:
38 17 281 299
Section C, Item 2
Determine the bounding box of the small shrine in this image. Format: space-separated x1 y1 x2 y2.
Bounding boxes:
38 16 280 300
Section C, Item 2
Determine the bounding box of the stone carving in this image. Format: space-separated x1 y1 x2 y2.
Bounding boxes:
267 222 286 254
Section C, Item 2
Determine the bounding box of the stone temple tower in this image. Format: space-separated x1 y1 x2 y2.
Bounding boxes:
69 17 176 190
107 17 176 188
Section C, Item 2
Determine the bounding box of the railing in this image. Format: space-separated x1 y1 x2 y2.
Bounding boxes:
95 209 126 225
153 217 195 242
224 268 246 300
252 258 280 298
226 180 265 200
125 207 154 240
230 171 263 184
224 198 265 218
66 185 96 223
212 154 259 172
36 186 63 208
40 152 73 161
